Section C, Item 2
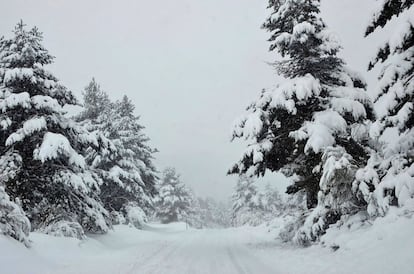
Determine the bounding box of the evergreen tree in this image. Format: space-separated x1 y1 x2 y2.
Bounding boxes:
79 78 111 121
197 197 231 228
113 95 158 202
0 22 110 236
155 168 193 224
231 177 284 226
229 0 372 242
231 176 264 226
261 183 283 215
231 176 258 217
100 95 158 219
355 1 414 217
186 190 203 228
79 82 158 227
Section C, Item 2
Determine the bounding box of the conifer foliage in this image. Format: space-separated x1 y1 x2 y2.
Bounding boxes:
0 21 111 238
154 168 194 224
78 80 158 227
229 0 372 243
197 197 231 228
231 176 283 226
80 78 111 121
0 152 30 245
0 22 159 243
231 176 260 226
355 1 414 217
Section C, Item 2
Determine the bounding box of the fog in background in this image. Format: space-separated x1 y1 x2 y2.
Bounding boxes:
0 0 383 200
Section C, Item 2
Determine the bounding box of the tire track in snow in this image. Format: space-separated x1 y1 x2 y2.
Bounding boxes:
226 242 277 274
124 240 171 274
127 232 196 274
125 227 279 274
226 246 250 274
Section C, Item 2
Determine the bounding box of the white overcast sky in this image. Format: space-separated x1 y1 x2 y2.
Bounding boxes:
1 0 386 200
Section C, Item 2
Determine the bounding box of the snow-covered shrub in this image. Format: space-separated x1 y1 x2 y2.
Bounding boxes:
294 147 363 245
234 208 269 227
0 151 30 245
355 153 414 218
110 211 127 225
0 186 30 246
278 212 307 243
124 203 147 229
40 221 85 240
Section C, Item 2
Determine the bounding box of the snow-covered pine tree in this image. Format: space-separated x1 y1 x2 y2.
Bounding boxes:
0 22 111 237
229 0 372 243
155 168 193 224
78 78 111 121
231 176 257 217
354 1 414 217
100 95 158 224
79 82 158 228
197 197 231 228
186 190 203 228
231 175 264 226
216 200 232 228
113 95 158 204
261 183 283 216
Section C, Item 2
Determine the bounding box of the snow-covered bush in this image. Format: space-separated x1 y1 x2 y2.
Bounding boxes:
294 147 363 245
124 203 147 229
0 186 30 246
278 212 307 243
40 221 85 240
0 152 30 245
110 211 127 225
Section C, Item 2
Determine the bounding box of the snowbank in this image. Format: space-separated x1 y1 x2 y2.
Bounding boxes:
260 211 414 274
0 219 413 274
0 223 192 274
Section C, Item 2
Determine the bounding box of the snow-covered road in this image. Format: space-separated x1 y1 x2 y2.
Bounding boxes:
2 217 414 274
123 224 277 274
1 223 280 274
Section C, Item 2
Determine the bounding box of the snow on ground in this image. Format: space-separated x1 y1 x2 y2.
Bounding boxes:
1 217 413 274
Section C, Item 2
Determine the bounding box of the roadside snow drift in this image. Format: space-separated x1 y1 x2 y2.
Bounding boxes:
1 218 413 274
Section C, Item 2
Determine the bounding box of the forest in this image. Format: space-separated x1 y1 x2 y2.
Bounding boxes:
0 0 413 273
